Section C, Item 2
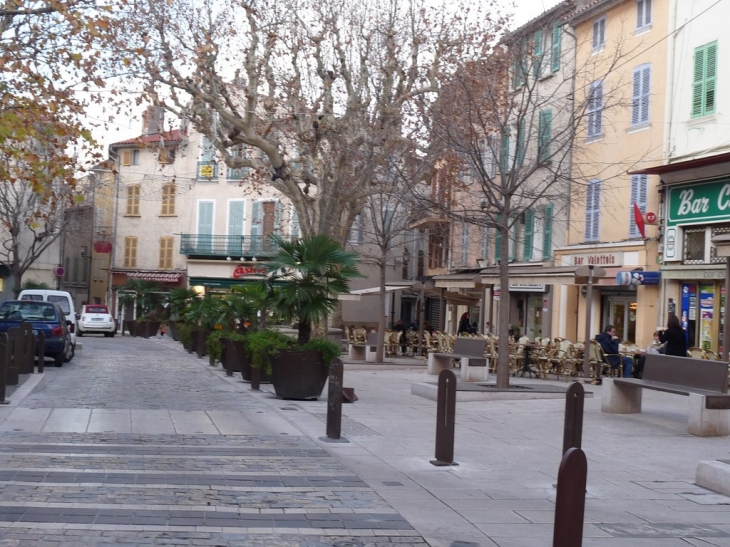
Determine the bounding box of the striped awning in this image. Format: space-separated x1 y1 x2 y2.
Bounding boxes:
127 272 182 283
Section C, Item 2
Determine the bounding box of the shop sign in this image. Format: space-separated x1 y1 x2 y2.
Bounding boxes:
233 265 267 279
616 271 660 286
565 252 622 266
493 284 545 293
667 177 730 227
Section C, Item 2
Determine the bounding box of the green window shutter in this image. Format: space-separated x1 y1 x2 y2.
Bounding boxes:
500 130 510 173
197 201 214 235
250 202 262 237
693 42 718 117
274 201 282 235
542 204 554 260
551 26 561 72
228 200 244 236
495 215 502 262
516 119 525 167
290 206 300 238
532 29 543 80
538 110 552 163
523 209 534 261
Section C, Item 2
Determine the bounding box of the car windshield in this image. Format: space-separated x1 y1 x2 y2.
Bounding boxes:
0 302 56 321
86 306 108 314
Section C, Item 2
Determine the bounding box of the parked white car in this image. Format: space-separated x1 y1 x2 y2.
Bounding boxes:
78 304 116 337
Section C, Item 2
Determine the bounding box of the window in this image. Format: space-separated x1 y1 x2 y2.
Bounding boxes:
384 208 395 234
636 0 652 30
290 206 300 238
538 109 553 163
480 225 490 261
349 213 364 245
161 183 176 216
542 203 554 260
523 209 534 261
587 80 604 138
227 145 249 181
692 41 717 118
515 119 526 167
227 199 245 236
684 228 705 263
124 236 137 268
629 175 647 238
495 214 503 262
592 17 606 52
499 128 511 173
120 149 139 166
159 237 174 269
532 29 543 80
551 25 561 72
125 185 140 216
461 221 470 265
159 147 175 164
631 64 651 125
197 200 214 252
482 135 497 178
198 136 218 180
512 42 526 89
585 179 601 242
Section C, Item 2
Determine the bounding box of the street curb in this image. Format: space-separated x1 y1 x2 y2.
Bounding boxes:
4 373 46 407
697 460 730 497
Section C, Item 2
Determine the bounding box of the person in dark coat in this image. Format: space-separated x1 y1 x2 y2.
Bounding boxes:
595 325 633 379
659 313 687 357
457 312 471 335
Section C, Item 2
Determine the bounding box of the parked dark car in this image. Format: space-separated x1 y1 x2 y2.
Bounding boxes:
0 300 74 366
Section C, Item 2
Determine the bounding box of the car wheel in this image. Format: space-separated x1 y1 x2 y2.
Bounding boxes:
63 343 75 363
110 332 115 337
53 352 63 367
77 331 83 337
104 333 110 338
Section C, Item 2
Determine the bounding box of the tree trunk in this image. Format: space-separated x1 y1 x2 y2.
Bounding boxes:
375 260 387 363
496 213 512 389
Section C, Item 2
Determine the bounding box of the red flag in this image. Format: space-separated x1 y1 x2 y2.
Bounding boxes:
634 203 646 238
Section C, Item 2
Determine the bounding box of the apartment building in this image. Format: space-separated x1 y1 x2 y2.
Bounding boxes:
631 0 730 354
553 0 668 347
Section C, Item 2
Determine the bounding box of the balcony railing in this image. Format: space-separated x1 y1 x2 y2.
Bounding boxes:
180 234 283 258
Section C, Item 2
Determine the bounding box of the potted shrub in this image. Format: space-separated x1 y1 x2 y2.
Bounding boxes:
163 288 199 341
118 280 163 337
253 234 361 399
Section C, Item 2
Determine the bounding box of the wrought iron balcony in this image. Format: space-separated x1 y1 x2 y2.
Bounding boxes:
179 234 282 259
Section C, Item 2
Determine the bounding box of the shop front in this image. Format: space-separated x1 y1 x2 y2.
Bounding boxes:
187 261 268 294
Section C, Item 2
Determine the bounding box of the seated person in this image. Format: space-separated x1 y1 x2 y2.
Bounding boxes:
634 331 665 379
594 325 633 380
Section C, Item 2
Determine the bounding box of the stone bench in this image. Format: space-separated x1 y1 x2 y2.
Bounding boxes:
601 354 730 436
348 332 378 362
427 337 489 382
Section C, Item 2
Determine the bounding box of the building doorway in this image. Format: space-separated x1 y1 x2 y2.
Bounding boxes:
604 296 637 343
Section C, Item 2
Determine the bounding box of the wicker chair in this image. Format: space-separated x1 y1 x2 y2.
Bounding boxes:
687 346 708 359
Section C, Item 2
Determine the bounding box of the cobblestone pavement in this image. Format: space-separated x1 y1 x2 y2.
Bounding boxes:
0 336 426 547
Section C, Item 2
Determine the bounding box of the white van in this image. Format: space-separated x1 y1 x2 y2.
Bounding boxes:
18 289 78 346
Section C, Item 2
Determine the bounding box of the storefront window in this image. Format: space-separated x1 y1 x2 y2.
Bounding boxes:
684 229 705 263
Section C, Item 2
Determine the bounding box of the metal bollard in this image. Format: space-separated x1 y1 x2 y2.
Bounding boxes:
563 382 584 454
431 369 457 466
326 358 344 439
0 333 7 404
36 332 45 373
552 447 587 547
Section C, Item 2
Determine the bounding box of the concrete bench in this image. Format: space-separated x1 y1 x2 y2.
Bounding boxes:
601 354 730 436
348 332 378 362
427 337 488 382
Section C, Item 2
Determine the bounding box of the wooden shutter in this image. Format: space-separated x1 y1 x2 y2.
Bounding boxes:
542 204 554 260
124 237 137 268
126 186 140 215
516 119 525 167
228 200 245 235
691 42 717 118
290 206 300 238
551 26 561 72
629 175 648 238
500 130 510 173
705 42 717 115
159 237 173 269
197 201 214 235
588 81 603 136
161 184 175 215
586 180 601 241
632 65 651 125
121 150 132 166
538 110 552 163
523 209 534 261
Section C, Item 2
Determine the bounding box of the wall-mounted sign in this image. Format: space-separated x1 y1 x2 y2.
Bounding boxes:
616 271 660 286
667 178 730 227
55 267 65 277
493 284 546 293
233 265 267 279
564 252 623 267
645 212 657 224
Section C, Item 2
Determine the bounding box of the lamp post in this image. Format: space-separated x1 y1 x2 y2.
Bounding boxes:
576 265 606 380
711 234 730 361
412 279 434 356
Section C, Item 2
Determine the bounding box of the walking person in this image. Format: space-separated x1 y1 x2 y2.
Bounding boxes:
658 313 687 357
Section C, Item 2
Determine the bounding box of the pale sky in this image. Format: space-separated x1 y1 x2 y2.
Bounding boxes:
83 0 565 159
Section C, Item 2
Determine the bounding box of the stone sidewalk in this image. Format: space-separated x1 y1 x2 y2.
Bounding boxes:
1 335 730 546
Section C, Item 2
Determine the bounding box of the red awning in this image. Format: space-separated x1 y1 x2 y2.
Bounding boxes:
127 272 182 283
628 152 730 175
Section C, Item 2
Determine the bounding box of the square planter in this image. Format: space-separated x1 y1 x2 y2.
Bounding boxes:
269 349 328 400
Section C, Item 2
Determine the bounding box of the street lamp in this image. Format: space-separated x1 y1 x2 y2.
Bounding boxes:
711 234 730 361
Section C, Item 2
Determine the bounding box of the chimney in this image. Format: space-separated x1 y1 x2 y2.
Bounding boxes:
142 106 165 135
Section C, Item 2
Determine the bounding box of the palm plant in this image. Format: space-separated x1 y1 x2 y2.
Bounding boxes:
262 234 362 345
118 280 163 318
163 287 199 322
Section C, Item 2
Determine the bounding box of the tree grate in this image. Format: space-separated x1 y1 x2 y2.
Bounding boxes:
311 414 381 437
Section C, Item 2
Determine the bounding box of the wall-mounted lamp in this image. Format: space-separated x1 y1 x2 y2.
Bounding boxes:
226 256 232 261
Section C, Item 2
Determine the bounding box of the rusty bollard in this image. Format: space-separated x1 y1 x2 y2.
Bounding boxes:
326 358 344 439
251 365 260 391
430 369 457 466
552 447 587 547
563 382 584 454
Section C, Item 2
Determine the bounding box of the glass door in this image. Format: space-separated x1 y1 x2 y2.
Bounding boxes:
605 296 637 343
